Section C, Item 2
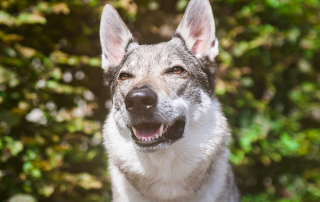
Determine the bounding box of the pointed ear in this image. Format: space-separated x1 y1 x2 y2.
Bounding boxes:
175 0 218 61
100 5 138 71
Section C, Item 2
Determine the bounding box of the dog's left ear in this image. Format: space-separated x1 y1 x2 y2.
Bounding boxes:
175 0 218 61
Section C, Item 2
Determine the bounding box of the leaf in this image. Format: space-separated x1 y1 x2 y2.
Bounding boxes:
38 184 55 197
8 194 37 202
233 41 249 57
240 76 254 87
4 136 24 156
63 173 103 190
15 44 37 58
52 3 70 15
8 141 23 156
88 58 101 67
26 108 47 125
298 58 312 74
17 12 46 25
0 11 15 26
281 133 300 153
176 0 188 11
0 66 20 87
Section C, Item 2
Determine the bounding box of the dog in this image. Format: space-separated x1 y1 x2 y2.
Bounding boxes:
99 0 240 201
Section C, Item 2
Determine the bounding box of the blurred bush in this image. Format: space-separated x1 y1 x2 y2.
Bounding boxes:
0 0 319 202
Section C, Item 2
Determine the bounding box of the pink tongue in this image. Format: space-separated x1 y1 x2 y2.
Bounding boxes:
136 128 160 138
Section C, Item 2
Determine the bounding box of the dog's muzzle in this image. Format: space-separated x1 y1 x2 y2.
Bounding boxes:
125 85 185 150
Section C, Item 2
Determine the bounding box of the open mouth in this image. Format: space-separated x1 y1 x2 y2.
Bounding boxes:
131 118 186 148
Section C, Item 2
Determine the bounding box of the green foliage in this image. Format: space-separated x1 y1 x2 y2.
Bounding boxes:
0 0 319 202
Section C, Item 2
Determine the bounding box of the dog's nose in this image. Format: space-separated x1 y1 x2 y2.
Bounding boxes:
125 85 157 114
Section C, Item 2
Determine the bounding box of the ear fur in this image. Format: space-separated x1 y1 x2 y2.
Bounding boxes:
175 0 218 61
100 4 138 71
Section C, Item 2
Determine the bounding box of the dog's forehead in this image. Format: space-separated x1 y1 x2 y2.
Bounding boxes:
123 42 181 69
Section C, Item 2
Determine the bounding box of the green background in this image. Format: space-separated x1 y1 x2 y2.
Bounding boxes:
0 0 319 201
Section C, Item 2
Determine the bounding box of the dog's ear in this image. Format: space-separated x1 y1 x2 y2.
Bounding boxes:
175 0 218 61
100 5 138 71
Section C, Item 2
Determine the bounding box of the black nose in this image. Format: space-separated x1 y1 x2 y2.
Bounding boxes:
125 85 157 114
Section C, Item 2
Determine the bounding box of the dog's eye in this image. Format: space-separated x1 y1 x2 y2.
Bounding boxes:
119 73 131 80
172 66 185 74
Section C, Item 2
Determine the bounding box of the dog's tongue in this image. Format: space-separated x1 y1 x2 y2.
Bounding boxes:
135 123 160 138
135 128 159 138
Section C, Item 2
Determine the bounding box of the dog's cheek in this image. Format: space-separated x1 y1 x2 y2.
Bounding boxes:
178 81 202 105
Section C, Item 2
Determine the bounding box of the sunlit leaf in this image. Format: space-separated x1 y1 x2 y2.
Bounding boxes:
8 194 36 202
17 12 46 24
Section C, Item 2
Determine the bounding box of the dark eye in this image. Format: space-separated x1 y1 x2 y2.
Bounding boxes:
119 73 131 80
171 66 185 74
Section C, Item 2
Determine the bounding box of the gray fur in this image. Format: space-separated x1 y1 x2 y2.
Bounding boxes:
100 0 240 201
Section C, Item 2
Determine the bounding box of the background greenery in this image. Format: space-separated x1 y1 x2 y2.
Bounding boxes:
0 0 319 201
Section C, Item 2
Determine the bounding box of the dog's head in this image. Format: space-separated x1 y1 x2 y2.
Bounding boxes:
100 0 219 152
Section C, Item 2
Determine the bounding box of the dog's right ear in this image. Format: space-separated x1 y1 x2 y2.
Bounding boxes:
100 5 138 71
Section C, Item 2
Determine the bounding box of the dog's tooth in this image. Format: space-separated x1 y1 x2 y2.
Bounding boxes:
155 134 159 139
132 127 137 137
159 124 164 137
